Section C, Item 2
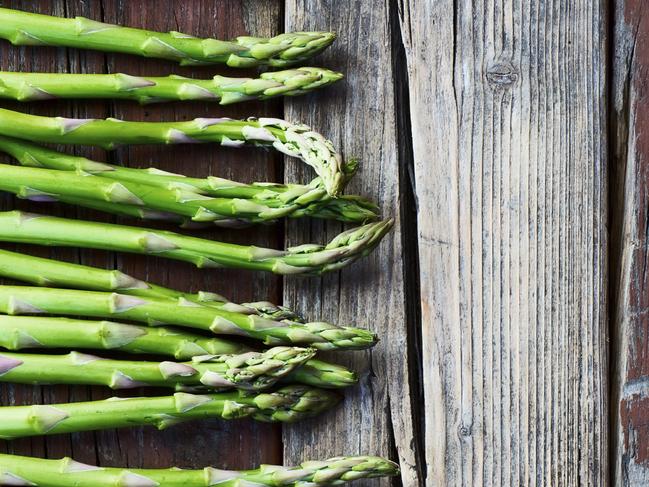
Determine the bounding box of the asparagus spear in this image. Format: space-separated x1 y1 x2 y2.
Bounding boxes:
0 135 376 225
0 8 335 67
0 109 346 195
0 315 247 357
0 248 305 322
0 163 377 226
0 348 315 391
0 385 340 439
0 211 393 275
0 453 400 486
0 285 376 350
0 67 343 104
0 316 358 389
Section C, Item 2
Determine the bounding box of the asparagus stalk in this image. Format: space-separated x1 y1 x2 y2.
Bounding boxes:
0 67 343 104
0 248 305 322
0 385 340 439
0 135 376 225
0 348 315 391
0 109 346 195
0 8 335 67
0 453 400 486
0 211 393 275
0 316 358 389
0 285 376 350
0 163 377 226
0 315 248 357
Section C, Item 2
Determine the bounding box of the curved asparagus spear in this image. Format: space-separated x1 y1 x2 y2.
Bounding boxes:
0 8 335 67
0 286 377 350
0 211 393 275
0 348 315 391
0 109 346 195
0 316 358 389
0 163 377 226
0 453 400 486
0 385 340 439
0 68 343 104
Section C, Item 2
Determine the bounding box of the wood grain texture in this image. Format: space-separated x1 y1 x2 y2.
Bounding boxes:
0 0 284 470
282 1 423 486
612 1 649 485
398 0 608 485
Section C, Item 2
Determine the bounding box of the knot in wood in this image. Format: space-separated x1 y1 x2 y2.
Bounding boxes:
458 424 472 438
486 61 519 88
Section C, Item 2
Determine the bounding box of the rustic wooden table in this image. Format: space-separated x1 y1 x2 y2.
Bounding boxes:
2 1 649 486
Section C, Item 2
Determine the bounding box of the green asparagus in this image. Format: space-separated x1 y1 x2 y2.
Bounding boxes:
0 211 393 275
0 109 346 195
0 316 358 389
0 286 377 350
0 135 376 225
0 453 400 486
0 248 305 321
0 385 340 439
0 348 315 391
0 67 343 104
0 134 353 199
0 163 376 226
0 315 247 357
0 8 335 67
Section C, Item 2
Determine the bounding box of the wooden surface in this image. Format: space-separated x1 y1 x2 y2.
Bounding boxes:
398 0 608 486
283 2 422 486
1 1 647 486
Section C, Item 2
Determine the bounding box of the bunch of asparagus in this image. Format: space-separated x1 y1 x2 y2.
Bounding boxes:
0 253 375 459
0 6 399 485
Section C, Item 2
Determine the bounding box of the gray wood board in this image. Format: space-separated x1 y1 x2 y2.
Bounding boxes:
398 0 608 485
283 0 423 486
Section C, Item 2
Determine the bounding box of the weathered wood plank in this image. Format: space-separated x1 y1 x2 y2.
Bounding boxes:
283 1 423 485
398 1 608 485
0 0 284 470
612 1 649 485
